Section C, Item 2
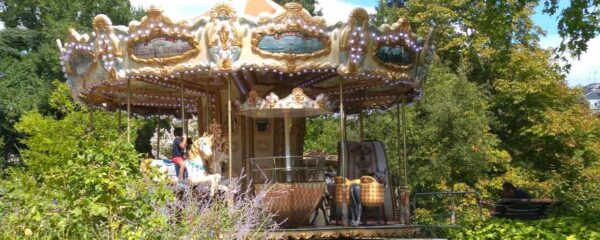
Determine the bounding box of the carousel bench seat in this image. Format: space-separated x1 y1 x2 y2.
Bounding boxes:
493 198 561 220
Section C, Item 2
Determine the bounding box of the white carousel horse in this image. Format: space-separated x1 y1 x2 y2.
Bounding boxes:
141 134 228 196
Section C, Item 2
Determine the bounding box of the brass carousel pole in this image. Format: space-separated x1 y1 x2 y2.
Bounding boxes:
397 94 410 224
339 78 348 226
359 110 364 152
127 78 131 143
402 96 410 222
156 108 161 159
227 74 233 181
180 76 186 155
284 112 291 182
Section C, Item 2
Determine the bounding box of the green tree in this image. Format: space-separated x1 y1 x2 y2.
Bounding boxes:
0 0 144 160
542 0 600 58
408 64 509 191
375 0 543 85
0 56 52 159
374 0 600 63
491 46 600 212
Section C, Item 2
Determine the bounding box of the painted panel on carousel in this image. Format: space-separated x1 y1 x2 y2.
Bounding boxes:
252 2 330 66
375 45 413 65
127 7 200 65
257 32 324 54
132 37 193 59
69 50 95 76
372 18 421 71
61 28 97 79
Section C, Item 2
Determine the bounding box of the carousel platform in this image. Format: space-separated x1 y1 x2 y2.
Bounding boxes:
266 223 423 239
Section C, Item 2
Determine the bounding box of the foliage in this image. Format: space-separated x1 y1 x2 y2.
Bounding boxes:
0 28 40 58
156 178 279 239
0 56 52 158
542 0 600 59
304 116 342 154
375 0 544 85
0 0 145 31
490 46 600 213
448 215 600 239
366 0 600 216
409 64 509 189
0 84 279 238
0 0 144 159
374 0 600 69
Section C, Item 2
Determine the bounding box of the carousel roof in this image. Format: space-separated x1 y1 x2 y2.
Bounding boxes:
57 1 433 115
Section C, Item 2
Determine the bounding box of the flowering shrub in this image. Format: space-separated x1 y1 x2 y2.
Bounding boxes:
156 177 279 239
0 84 278 238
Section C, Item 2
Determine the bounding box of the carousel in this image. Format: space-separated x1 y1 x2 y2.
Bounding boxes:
57 0 433 238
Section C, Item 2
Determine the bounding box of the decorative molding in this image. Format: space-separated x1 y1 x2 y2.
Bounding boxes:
206 3 243 69
93 14 121 80
261 2 326 26
240 88 331 111
340 8 370 74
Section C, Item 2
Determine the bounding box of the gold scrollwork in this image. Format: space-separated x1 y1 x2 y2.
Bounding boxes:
205 3 243 69
340 8 370 73
265 2 326 26
127 7 200 66
371 18 416 71
292 88 305 104
207 3 243 48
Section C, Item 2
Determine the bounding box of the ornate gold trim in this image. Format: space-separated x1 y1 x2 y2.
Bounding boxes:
205 3 243 70
210 3 236 21
340 8 370 73
93 14 113 35
263 2 326 27
371 18 416 71
127 7 200 66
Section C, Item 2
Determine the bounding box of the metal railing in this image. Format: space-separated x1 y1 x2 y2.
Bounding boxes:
412 191 483 224
249 156 335 183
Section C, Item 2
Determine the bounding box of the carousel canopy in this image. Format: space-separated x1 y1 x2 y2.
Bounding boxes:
57 1 433 115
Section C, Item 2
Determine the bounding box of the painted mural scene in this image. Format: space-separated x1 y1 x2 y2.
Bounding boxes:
0 0 599 239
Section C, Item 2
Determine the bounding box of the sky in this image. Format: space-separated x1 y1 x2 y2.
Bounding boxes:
0 0 596 86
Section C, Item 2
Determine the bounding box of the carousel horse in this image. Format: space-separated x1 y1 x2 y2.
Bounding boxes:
141 134 228 197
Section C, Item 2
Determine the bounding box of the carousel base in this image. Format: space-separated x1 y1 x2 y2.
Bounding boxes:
265 223 422 239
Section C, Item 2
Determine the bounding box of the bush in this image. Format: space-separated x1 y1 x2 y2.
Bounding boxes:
0 84 279 238
448 215 600 239
155 177 279 239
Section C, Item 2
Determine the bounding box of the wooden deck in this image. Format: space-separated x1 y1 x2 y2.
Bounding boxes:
266 224 422 239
